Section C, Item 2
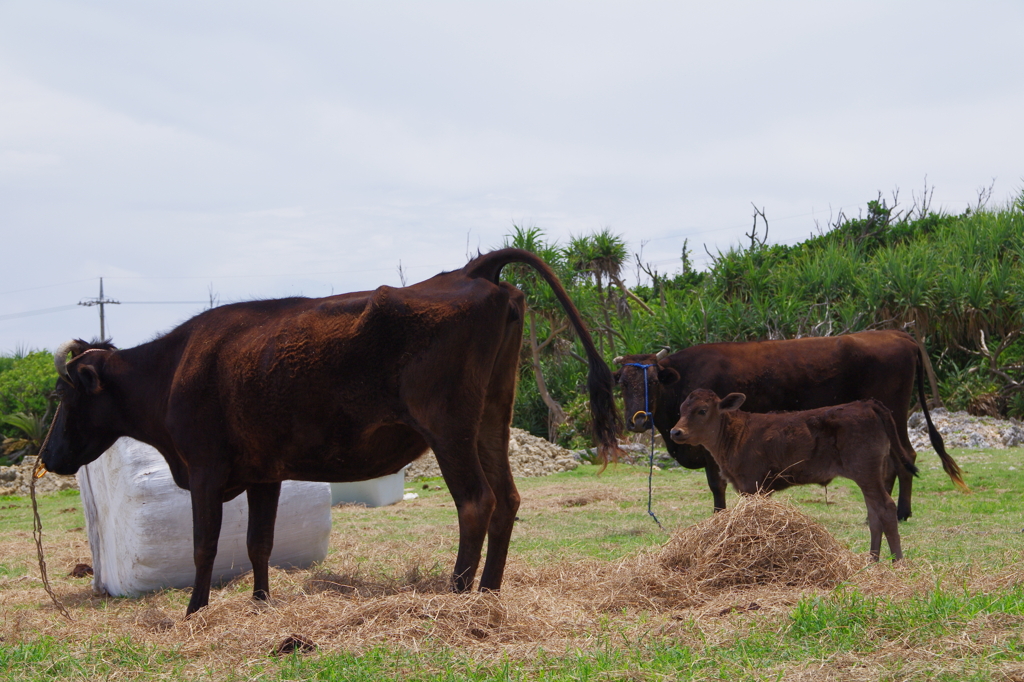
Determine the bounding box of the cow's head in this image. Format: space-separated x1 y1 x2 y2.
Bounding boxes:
39 339 123 476
669 389 745 447
612 348 679 432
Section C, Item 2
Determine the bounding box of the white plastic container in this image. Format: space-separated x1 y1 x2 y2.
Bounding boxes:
77 437 331 597
330 466 409 507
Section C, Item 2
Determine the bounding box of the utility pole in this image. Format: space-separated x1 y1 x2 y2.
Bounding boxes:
79 278 120 340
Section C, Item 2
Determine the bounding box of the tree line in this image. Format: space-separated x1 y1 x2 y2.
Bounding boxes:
3 191 1023 463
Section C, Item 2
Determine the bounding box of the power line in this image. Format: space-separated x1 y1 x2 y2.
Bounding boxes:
0 305 82 322
0 277 98 297
100 264 437 281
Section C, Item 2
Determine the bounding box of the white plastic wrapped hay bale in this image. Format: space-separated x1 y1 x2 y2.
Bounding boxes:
77 437 331 597
330 465 409 507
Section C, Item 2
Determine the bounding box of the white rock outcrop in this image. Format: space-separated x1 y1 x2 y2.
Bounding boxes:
405 427 579 480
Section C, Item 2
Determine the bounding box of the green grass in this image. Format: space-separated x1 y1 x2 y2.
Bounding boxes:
2 448 1023 680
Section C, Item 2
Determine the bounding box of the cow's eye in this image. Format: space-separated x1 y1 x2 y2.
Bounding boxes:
697 409 707 416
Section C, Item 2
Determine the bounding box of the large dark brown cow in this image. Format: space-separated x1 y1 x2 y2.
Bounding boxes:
669 389 917 561
38 248 620 616
614 330 966 518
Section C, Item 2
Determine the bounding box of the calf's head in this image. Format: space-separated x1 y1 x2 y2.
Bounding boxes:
612 348 679 432
669 389 746 446
39 339 123 476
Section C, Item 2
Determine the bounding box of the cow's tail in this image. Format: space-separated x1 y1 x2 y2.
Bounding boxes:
871 399 919 478
465 248 622 462
915 344 970 492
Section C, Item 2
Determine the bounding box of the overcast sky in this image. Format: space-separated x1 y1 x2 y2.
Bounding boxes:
2 1 1022 353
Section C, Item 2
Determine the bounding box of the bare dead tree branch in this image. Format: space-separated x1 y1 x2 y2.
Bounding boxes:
953 330 1023 394
536 321 570 352
973 179 996 213
746 203 769 249
911 176 935 220
703 243 721 266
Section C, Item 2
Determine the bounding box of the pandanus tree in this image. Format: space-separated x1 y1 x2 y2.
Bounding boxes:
566 229 651 354
2 409 51 466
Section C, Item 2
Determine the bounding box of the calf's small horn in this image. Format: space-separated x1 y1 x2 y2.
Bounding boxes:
655 348 669 360
612 356 624 365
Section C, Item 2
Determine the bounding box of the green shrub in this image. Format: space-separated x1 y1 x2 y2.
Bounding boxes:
0 351 57 440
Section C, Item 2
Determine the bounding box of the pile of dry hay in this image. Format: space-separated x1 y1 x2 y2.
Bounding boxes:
660 494 860 591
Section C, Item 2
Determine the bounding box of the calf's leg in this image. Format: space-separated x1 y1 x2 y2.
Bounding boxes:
245 482 281 602
858 482 903 561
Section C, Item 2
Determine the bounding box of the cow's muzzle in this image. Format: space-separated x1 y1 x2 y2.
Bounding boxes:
669 428 688 443
630 410 652 432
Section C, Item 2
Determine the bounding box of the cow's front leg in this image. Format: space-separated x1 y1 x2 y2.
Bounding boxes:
703 453 728 513
188 466 230 614
246 482 281 602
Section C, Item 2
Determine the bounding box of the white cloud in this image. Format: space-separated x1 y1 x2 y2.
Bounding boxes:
1 0 1022 351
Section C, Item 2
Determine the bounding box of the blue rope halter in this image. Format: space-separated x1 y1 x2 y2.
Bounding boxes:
622 362 663 529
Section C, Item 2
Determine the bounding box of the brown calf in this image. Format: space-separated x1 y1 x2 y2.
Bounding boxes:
669 389 919 561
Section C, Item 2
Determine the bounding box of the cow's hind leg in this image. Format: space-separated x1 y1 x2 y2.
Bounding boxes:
475 308 523 592
883 447 915 522
432 434 495 593
886 402 917 522
475 416 520 592
246 482 281 602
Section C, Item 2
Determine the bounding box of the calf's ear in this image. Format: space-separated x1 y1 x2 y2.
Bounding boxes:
657 367 680 385
719 393 746 412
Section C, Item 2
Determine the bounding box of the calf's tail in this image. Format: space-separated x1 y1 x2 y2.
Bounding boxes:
871 399 919 478
915 345 970 492
464 248 622 463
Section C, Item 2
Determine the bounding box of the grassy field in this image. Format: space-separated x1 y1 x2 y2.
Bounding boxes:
1 446 1023 681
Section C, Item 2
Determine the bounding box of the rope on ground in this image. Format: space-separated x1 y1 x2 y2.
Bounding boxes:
30 423 73 621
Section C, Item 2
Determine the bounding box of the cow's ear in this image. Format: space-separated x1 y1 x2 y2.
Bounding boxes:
612 369 622 383
657 367 680 385
719 393 746 412
76 365 103 395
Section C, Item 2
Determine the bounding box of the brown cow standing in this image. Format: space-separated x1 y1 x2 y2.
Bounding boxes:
37 248 621 616
614 330 967 518
670 389 918 561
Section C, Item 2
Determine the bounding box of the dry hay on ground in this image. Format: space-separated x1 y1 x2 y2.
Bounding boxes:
6 495 1022 678
6 548 1021 678
660 494 860 591
2 498 870 672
